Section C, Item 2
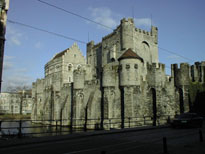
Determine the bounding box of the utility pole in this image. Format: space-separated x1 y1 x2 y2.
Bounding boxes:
0 0 9 92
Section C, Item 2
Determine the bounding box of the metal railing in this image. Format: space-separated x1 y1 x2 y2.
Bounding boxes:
0 115 174 138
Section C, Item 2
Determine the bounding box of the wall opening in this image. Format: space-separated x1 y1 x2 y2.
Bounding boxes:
151 88 157 126
179 88 184 113
111 58 115 62
120 87 125 129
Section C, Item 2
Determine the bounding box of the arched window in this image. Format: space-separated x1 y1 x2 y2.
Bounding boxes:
142 41 150 48
68 63 73 71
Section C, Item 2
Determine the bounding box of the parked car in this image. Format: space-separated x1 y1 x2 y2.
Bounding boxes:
171 113 203 128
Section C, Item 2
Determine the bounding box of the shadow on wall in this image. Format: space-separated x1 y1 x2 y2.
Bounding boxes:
192 91 205 116
189 82 205 116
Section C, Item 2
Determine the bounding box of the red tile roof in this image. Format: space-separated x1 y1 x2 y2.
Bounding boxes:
118 48 144 62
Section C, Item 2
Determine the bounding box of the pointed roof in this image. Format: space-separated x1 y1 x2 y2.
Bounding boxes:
53 48 69 60
118 48 144 62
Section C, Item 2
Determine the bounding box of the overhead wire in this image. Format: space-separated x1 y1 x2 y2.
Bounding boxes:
8 19 172 70
7 19 87 44
37 0 195 64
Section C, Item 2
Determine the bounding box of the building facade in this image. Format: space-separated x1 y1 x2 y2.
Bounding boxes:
32 18 205 129
0 90 32 115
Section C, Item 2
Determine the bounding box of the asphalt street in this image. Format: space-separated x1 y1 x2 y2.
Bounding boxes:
0 126 205 154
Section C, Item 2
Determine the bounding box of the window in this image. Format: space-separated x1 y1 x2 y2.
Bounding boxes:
126 64 130 69
134 64 138 69
69 77 71 83
68 64 72 71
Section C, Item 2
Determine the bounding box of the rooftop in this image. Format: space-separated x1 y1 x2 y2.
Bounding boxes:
118 48 144 62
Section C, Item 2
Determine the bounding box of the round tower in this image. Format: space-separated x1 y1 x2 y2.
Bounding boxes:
118 49 144 86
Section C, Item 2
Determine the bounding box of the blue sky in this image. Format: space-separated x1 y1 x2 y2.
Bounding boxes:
2 0 205 91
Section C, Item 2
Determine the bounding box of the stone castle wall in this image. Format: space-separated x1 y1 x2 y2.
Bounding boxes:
31 18 205 129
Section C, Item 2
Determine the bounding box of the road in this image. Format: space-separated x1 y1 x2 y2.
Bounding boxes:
0 126 205 154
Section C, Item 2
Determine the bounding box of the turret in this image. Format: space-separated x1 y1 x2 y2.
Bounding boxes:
151 26 158 44
86 41 94 65
118 49 144 86
120 18 135 50
191 61 205 83
172 63 190 87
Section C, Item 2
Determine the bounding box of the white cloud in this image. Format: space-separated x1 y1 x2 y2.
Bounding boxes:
88 7 153 31
34 41 43 49
10 36 21 46
88 7 119 29
3 55 14 70
3 61 13 70
2 74 32 92
2 55 32 92
134 18 152 29
6 26 23 46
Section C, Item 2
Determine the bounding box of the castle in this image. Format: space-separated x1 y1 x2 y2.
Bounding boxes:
31 18 205 129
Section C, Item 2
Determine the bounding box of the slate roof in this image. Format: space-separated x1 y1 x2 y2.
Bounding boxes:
118 48 144 62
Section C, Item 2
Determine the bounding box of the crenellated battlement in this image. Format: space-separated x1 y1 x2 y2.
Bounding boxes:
190 61 205 83
171 63 190 86
120 18 134 24
147 63 165 71
135 28 151 36
32 17 205 129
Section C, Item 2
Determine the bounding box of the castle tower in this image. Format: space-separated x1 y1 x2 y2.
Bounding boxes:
118 49 143 86
120 18 135 50
172 63 190 113
151 26 158 45
191 61 205 83
118 49 144 127
86 41 95 65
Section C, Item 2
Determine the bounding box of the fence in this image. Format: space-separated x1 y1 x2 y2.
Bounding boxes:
0 115 174 138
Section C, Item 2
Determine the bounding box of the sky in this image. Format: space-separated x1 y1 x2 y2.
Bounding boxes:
2 0 205 92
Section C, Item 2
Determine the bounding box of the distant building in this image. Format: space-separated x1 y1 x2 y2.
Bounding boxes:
0 0 9 92
32 18 205 129
0 90 32 114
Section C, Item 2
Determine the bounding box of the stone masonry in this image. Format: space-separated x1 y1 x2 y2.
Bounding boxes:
32 18 205 129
